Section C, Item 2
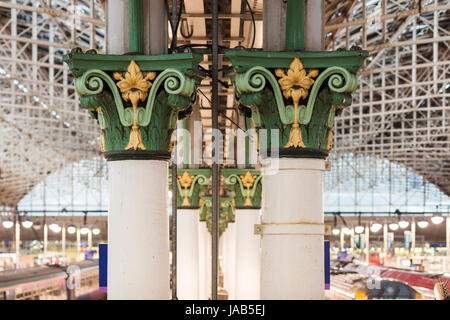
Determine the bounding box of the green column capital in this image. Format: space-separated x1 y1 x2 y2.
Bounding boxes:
222 168 262 209
169 169 211 209
199 196 235 236
225 50 368 159
63 51 203 161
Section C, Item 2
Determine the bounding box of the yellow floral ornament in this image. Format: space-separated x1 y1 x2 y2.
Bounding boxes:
275 58 319 148
113 60 156 151
240 171 258 207
178 171 195 206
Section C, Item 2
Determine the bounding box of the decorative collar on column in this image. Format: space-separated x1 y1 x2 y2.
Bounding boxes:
222 169 262 209
199 196 235 236
169 169 211 209
63 51 203 161
225 50 368 159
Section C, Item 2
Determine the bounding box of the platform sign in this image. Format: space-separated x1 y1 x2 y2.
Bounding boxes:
99 243 107 293
324 241 330 290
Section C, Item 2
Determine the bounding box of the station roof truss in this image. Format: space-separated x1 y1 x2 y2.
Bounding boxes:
0 0 449 210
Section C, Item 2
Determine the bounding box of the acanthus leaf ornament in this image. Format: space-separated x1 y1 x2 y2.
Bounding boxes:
275 58 319 148
177 171 195 206
113 60 156 151
226 50 367 156
240 171 258 207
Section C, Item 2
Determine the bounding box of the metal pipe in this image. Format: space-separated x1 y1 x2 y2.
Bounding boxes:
129 0 144 53
285 0 305 51
211 0 219 300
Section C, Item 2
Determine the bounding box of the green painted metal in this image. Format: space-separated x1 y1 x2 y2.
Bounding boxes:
285 0 305 51
63 53 203 77
169 169 211 209
226 50 367 156
200 196 235 235
226 50 368 73
129 0 144 53
222 168 262 209
244 117 252 168
64 53 203 154
182 119 189 169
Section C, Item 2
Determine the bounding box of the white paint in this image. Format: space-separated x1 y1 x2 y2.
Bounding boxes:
411 220 416 253
106 0 129 54
263 0 286 51
198 220 208 299
235 209 260 299
206 229 212 299
304 0 324 50
260 158 325 300
177 209 199 300
224 223 236 300
108 160 170 300
143 0 168 54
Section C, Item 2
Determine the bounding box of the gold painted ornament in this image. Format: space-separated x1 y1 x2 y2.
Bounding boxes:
327 130 333 151
100 130 106 152
113 60 156 151
275 58 319 148
240 171 258 206
178 171 195 206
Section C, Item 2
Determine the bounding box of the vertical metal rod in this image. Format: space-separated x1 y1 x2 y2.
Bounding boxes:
171 152 178 299
171 0 178 48
211 0 219 300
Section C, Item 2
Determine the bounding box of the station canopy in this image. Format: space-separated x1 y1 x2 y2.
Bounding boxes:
0 0 449 214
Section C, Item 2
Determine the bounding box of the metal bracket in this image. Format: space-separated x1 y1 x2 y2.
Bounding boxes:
254 224 262 235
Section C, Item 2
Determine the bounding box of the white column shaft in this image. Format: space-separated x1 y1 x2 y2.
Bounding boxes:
108 160 170 300
261 158 325 299
224 223 236 300
206 230 212 299
235 209 260 299
198 221 208 299
106 0 129 54
177 209 199 299
411 221 416 254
